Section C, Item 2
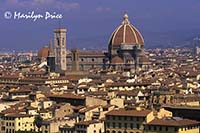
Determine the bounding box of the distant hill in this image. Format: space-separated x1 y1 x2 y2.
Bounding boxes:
68 28 200 50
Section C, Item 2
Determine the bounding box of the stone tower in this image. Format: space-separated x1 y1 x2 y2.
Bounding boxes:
54 28 67 71
71 49 80 71
47 40 55 72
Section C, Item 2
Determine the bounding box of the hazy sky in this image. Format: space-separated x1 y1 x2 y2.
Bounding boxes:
1 0 200 51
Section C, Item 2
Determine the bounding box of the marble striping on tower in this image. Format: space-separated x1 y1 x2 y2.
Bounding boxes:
54 28 67 71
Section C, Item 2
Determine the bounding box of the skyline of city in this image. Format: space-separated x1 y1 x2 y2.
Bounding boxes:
1 0 200 51
0 1 200 133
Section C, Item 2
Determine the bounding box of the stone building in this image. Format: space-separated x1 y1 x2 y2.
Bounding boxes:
66 50 105 72
0 113 35 133
47 13 151 73
108 13 150 72
145 117 200 133
105 109 154 133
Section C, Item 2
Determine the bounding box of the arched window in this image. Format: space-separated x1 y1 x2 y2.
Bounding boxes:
57 38 60 46
62 38 65 46
112 131 116 133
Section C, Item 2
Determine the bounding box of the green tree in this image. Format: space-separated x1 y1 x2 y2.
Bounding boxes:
33 115 43 132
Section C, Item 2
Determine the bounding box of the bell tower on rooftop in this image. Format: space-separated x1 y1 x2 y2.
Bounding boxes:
54 28 67 71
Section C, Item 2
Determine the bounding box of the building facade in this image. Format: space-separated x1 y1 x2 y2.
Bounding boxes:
0 113 35 133
145 117 200 133
105 109 154 133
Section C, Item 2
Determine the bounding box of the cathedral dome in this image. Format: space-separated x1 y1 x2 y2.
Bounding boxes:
111 56 124 64
38 46 49 58
109 13 144 46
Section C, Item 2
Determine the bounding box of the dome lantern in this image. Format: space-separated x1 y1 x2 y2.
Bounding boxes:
122 13 130 25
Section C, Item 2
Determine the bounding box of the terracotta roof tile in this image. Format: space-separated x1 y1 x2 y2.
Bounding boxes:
75 120 101 126
106 109 151 117
147 117 200 127
47 93 85 100
111 56 124 64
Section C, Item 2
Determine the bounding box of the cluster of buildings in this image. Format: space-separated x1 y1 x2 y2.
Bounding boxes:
0 51 37 64
38 13 151 74
0 13 200 133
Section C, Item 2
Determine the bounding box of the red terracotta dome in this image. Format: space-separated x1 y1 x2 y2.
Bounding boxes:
109 13 144 46
139 54 150 64
38 46 49 58
111 56 124 64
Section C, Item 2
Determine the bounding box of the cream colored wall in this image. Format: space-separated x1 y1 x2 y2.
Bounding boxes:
109 85 145 91
145 126 199 133
0 104 10 112
99 106 115 119
85 107 100 121
187 82 197 89
106 116 147 133
2 118 15 133
86 96 107 107
55 104 74 118
77 86 87 94
108 92 115 98
36 93 45 99
146 111 155 123
15 116 35 131
30 101 40 109
87 122 105 133
49 121 64 133
28 109 38 115
178 127 199 133
49 118 76 133
1 116 35 132
45 79 69 85
110 98 124 108
197 74 200 80
157 108 172 119
43 101 53 109
11 95 28 99
31 100 53 110
180 101 200 106
78 78 92 84
40 112 53 119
